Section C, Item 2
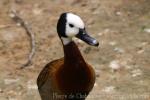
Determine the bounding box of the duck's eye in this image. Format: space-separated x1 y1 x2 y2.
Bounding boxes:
69 24 74 28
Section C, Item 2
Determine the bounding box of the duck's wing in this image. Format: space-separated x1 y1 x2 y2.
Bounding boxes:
37 58 64 89
37 58 64 100
37 63 51 89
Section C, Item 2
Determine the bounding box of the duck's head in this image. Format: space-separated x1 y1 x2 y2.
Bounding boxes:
57 12 99 46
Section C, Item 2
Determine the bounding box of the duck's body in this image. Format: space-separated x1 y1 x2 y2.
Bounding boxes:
37 42 95 100
37 13 99 100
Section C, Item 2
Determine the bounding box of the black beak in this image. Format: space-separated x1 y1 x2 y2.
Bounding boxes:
76 29 99 46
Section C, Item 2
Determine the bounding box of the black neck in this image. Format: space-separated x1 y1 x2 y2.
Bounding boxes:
63 41 86 65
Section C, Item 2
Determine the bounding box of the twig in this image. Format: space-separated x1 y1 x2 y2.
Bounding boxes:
9 9 36 69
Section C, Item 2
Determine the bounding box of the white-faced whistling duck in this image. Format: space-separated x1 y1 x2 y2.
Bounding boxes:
37 12 99 100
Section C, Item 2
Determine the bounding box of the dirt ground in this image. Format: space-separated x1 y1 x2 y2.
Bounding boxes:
0 0 150 100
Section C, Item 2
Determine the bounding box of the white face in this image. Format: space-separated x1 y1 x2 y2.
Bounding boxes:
59 13 99 46
65 13 85 37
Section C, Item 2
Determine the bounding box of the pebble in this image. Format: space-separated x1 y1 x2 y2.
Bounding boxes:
7 90 18 95
125 65 132 69
16 23 21 26
144 28 150 33
32 8 42 15
95 70 100 77
137 49 144 54
27 81 38 90
109 60 120 71
102 86 115 93
27 84 38 90
109 41 117 46
104 29 110 33
4 78 19 85
94 83 98 87
98 29 111 36
0 88 4 93
115 11 122 16
97 32 103 36
141 42 148 46
9 13 15 18
114 47 125 53
131 69 142 77
136 42 147 54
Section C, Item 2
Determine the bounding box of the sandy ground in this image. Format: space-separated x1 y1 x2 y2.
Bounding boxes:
0 0 150 100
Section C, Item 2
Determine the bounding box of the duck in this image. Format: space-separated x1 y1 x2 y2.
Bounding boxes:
37 12 99 100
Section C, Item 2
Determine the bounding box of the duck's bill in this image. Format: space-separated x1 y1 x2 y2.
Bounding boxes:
76 29 99 46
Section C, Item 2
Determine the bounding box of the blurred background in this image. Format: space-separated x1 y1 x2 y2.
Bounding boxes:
0 0 150 100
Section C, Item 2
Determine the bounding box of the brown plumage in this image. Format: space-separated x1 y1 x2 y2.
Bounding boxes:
37 12 99 100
